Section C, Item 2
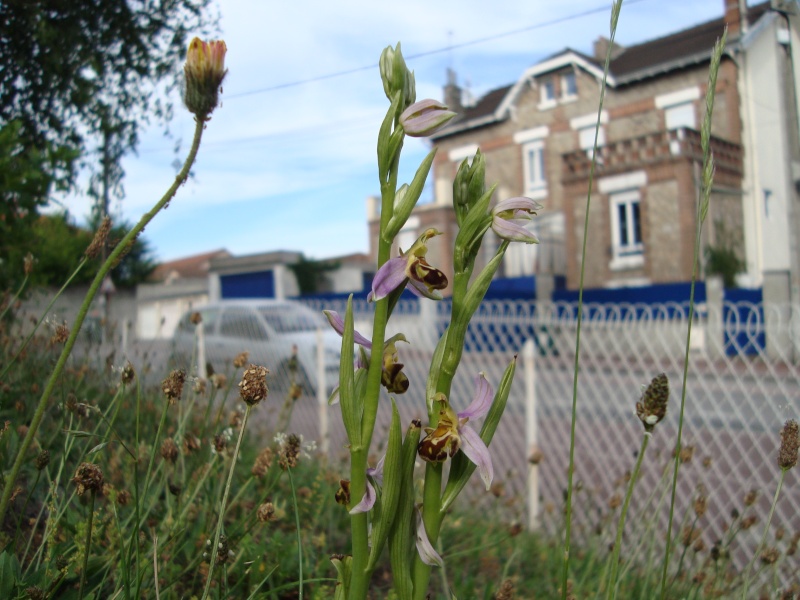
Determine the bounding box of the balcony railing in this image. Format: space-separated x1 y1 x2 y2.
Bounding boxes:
562 127 743 183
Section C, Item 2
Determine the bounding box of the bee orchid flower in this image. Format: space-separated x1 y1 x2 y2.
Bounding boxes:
349 454 385 514
491 197 543 244
322 310 372 349
369 228 448 302
417 374 494 489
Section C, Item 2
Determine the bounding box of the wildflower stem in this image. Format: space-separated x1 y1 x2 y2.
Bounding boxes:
0 117 207 526
201 403 252 600
562 3 622 597
607 433 650 599
740 469 786 598
78 489 97 600
288 467 304 600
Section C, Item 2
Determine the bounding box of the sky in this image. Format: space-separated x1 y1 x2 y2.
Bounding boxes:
56 0 728 265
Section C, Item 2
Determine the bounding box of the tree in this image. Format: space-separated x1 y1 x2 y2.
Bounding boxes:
0 0 215 287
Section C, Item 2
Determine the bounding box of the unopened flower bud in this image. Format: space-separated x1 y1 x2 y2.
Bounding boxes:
400 99 456 137
183 38 227 120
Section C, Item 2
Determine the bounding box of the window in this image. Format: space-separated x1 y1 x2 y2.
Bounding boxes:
561 72 577 100
539 78 556 108
578 125 605 158
610 190 644 269
665 102 696 130
522 140 546 194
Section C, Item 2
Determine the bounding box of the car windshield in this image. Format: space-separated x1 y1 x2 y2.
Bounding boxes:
258 304 324 333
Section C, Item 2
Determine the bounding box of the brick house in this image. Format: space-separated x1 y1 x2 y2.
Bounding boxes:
370 1 800 296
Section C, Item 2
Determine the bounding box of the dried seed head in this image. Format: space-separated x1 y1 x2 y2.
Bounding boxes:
190 311 202 325
238 364 269 406
116 490 131 506
760 547 780 565
233 351 249 369
193 378 207 395
85 216 112 259
257 502 276 523
277 433 302 470
50 322 69 345
495 579 515 600
252 447 273 477
184 433 202 454
35 450 50 471
681 525 701 547
213 434 228 454
160 438 179 463
121 361 135 385
635 373 669 432
72 462 104 495
528 445 544 465
741 515 758 530
162 369 186 404
608 493 622 510
25 586 45 600
215 534 230 564
168 481 182 496
744 489 758 507
23 253 34 276
289 382 303 400
211 373 227 389
694 494 707 519
778 419 799 470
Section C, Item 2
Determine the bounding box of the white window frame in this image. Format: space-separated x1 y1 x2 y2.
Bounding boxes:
561 72 577 101
609 189 644 270
655 86 700 131
522 140 547 197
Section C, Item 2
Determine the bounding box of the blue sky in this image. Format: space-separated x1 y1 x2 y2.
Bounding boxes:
57 0 727 264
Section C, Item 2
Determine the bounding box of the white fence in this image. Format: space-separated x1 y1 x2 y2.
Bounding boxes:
281 297 799 579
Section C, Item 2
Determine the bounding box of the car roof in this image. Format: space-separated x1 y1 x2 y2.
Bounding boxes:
196 299 306 309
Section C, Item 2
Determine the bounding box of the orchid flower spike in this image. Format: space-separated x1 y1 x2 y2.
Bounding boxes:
369 228 448 302
491 197 543 244
417 374 495 489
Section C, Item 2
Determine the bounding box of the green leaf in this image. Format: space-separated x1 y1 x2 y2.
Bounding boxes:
384 148 437 241
441 356 517 511
0 552 19 598
86 441 108 455
367 399 404 572
338 295 360 446
388 419 422 599
331 554 352 600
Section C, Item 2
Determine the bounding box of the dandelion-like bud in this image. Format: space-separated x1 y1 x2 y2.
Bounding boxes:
233 351 249 369
183 38 227 120
35 450 50 471
778 419 799 470
238 364 269 406
85 216 112 259
635 373 669 432
257 502 276 523
72 462 104 496
162 369 186 404
160 438 179 463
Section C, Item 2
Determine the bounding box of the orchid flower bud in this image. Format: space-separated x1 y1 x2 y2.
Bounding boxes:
399 99 456 138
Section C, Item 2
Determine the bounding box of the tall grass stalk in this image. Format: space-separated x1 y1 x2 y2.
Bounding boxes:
740 469 786 598
288 468 304 600
606 433 650 599
201 403 253 600
659 29 726 598
0 117 207 526
561 2 623 596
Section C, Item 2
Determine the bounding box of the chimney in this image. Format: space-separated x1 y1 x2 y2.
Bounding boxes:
593 36 625 61
724 0 748 35
443 68 463 113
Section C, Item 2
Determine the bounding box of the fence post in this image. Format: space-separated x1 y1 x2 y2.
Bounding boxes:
523 338 539 531
197 321 207 380
705 275 724 358
316 327 329 455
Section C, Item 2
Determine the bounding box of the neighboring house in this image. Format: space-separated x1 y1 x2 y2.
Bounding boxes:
382 0 799 298
136 249 230 339
208 250 303 301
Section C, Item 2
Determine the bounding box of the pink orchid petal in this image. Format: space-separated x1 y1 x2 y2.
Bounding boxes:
458 425 494 490
415 507 444 567
492 216 539 243
370 256 408 302
458 373 493 420
322 310 372 349
349 480 377 514
492 196 543 215
367 454 385 485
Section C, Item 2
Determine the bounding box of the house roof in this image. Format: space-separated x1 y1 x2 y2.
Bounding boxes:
150 249 230 282
432 2 771 140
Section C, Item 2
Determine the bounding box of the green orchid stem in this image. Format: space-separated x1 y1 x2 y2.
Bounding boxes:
0 117 206 526
740 469 786 599
78 489 97 600
201 403 252 600
411 464 444 600
607 432 650 599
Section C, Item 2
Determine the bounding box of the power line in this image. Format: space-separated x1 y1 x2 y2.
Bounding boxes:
226 0 651 100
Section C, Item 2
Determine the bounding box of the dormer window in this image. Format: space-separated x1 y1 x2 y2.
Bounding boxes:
539 78 556 109
561 72 577 100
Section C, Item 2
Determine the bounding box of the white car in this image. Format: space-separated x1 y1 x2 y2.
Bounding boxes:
172 299 342 395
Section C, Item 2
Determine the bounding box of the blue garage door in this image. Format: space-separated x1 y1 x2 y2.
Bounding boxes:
220 270 274 298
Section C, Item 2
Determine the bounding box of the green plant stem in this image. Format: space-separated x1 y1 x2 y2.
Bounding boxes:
740 469 786 599
0 118 206 526
9 469 41 553
607 433 650 599
79 489 97 600
0 273 27 324
288 468 304 600
201 403 252 600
